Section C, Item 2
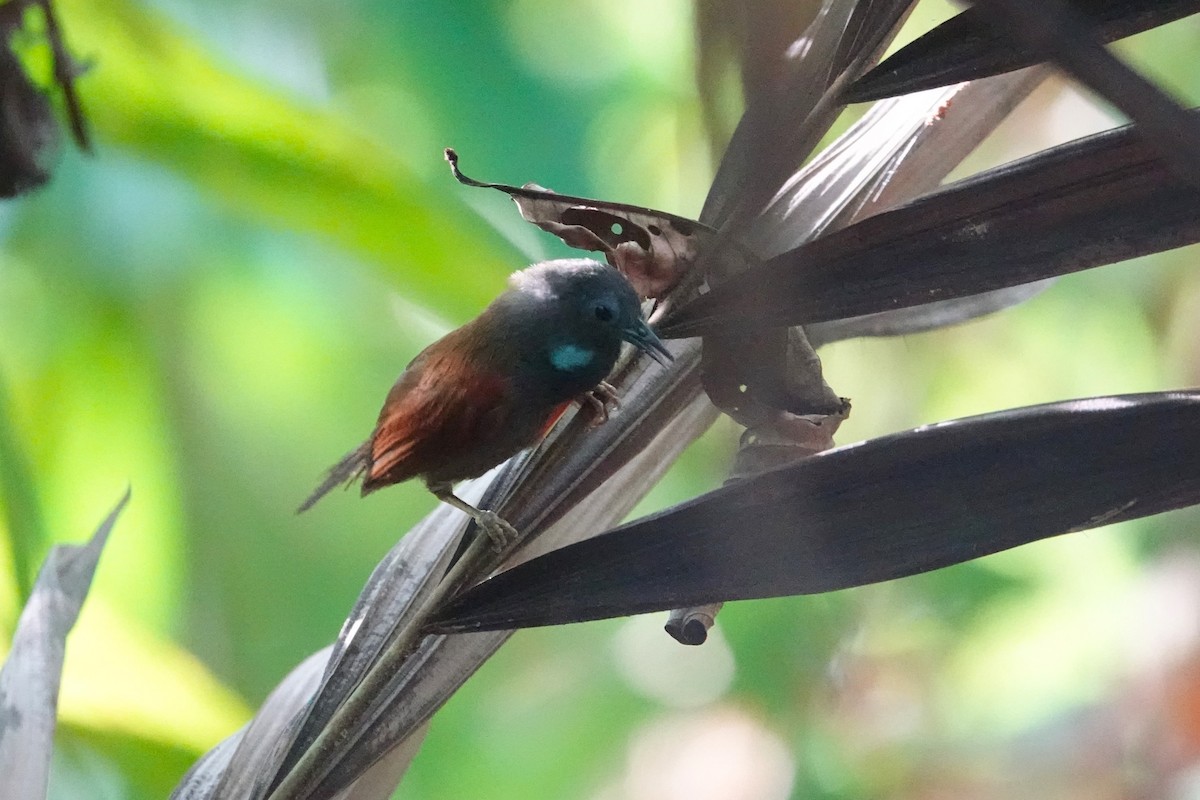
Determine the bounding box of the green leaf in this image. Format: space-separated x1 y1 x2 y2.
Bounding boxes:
56 0 518 318
0 369 48 607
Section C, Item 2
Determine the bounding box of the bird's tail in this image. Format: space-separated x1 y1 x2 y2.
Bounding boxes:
297 442 371 513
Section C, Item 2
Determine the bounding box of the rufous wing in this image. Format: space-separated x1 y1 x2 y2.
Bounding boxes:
363 343 515 491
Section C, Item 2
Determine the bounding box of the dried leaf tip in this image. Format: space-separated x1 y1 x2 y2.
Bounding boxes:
40 0 91 152
444 147 491 189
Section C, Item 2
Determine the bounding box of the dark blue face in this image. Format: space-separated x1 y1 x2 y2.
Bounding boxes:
542 306 625 399
508 259 669 402
590 294 617 324
535 284 627 399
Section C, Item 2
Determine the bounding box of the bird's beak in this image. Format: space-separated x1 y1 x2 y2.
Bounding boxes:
622 320 674 367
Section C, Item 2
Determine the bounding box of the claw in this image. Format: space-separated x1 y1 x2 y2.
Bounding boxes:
476 511 518 551
429 482 519 551
580 381 620 426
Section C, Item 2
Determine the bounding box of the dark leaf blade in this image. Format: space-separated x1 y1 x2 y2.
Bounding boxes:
256 503 470 799
804 280 1053 347
693 0 824 152
972 0 1200 187
702 0 915 231
429 392 1200 632
0 36 58 197
39 0 92 151
658 109 1200 338
795 72 1054 346
846 0 1200 103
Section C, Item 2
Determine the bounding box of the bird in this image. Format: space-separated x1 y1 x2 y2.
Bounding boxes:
298 258 673 546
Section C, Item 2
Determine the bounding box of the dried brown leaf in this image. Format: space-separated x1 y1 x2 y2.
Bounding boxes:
445 148 717 298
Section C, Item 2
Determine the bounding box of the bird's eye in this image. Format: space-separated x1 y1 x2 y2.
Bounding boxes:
593 302 615 322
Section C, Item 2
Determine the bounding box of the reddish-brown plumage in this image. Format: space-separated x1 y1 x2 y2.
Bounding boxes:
538 401 574 440
297 258 672 522
362 314 566 492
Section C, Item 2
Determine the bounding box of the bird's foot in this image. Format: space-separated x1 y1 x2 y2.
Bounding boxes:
430 485 519 551
580 382 620 426
476 510 518 551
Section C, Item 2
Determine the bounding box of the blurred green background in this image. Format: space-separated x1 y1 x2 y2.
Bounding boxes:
1 1 1199 798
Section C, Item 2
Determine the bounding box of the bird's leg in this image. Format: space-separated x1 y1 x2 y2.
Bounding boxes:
428 482 517 550
578 381 620 426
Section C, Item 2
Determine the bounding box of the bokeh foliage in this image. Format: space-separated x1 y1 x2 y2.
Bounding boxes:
0 1 1197 798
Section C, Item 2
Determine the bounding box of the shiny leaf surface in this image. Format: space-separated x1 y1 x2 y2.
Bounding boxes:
430 392 1200 631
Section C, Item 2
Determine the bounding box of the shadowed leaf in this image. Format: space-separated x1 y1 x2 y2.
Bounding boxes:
659 108 1200 337
0 8 59 197
702 0 915 231
0 488 128 800
38 0 91 151
696 0 915 430
971 0 1200 187
170 646 428 800
805 279 1052 347
694 0 824 152
755 70 1046 252
176 648 329 799
847 0 1200 103
745 70 1051 347
264 503 467 797
176 498 472 800
429 392 1200 632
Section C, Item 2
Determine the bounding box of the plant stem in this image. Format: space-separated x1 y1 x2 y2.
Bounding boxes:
267 528 497 800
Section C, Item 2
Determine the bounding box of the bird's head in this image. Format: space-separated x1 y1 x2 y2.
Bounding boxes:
508 259 673 372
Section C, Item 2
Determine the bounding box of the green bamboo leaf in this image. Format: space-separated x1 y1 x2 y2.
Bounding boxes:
56 0 517 317
0 370 47 607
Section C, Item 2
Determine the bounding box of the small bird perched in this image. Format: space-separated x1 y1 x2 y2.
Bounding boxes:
299 258 672 545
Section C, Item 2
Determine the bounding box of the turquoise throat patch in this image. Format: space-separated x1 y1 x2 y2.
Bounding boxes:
550 343 595 371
